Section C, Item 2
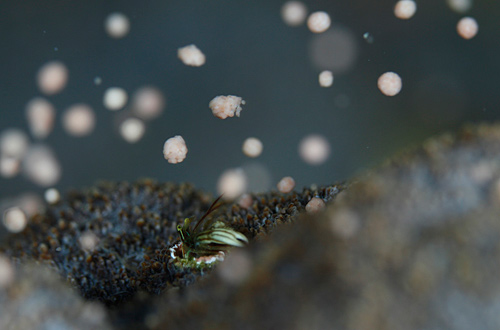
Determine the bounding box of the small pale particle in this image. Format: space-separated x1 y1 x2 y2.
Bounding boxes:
2 207 27 233
281 1 308 27
209 95 245 119
299 134 331 165
307 11 331 33
132 86 165 120
394 0 417 20
103 87 128 110
23 145 61 187
457 17 478 39
446 0 473 13
319 70 334 87
44 188 60 204
163 135 188 164
178 44 206 67
0 254 15 288
0 156 20 178
37 61 68 95
120 118 145 143
277 176 296 193
242 137 263 158
79 231 99 251
305 197 326 213
217 168 247 199
25 97 55 139
377 71 402 96
62 104 95 137
363 32 374 44
238 194 253 209
0 129 29 159
105 12 130 39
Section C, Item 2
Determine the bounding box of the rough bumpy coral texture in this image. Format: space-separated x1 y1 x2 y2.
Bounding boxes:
150 124 500 330
0 179 344 314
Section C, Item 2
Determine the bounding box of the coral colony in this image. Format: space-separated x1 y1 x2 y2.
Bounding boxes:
0 1 484 327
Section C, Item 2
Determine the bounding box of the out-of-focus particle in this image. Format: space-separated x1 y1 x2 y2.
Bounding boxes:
277 176 296 193
94 77 102 85
44 188 60 204
2 207 27 233
446 0 473 13
238 194 253 209
309 28 358 74
377 71 402 96
25 98 55 139
163 135 188 164
36 61 68 95
363 32 374 44
305 197 326 213
62 104 95 137
105 12 130 39
0 129 29 159
281 1 308 27
242 137 263 158
132 86 165 120
209 95 245 119
330 209 361 239
120 118 145 143
79 231 99 251
177 44 206 67
217 168 247 199
307 11 331 33
0 156 20 178
457 17 478 39
23 145 61 187
103 87 128 110
318 70 334 87
217 250 252 285
394 0 417 20
0 254 15 288
299 134 331 165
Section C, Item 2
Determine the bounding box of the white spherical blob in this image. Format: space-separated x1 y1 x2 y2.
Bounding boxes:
217 168 247 199
307 11 331 33
299 134 331 165
25 97 55 139
305 197 326 213
446 0 473 13
132 86 165 120
242 137 263 158
62 104 95 137
209 95 245 119
177 44 206 67
281 1 308 27
277 176 296 193
36 61 68 95
0 129 29 159
79 231 99 251
217 250 252 285
394 0 417 20
457 17 478 40
23 145 61 187
309 27 358 74
120 118 145 143
105 12 130 39
330 209 361 239
378 72 402 96
238 194 253 209
103 87 128 110
0 156 20 178
163 135 188 164
319 70 334 87
2 207 27 233
0 254 15 288
44 188 60 204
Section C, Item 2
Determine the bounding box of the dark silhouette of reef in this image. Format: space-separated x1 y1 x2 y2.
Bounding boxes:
0 179 344 326
4 123 500 329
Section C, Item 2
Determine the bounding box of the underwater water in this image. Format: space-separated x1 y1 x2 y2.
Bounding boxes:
0 0 499 209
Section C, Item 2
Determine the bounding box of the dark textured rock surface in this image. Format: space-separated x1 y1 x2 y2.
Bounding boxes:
149 124 500 330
